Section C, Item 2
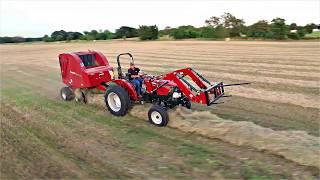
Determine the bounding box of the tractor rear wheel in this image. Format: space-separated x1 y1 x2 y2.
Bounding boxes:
105 85 130 116
148 105 169 127
60 87 75 101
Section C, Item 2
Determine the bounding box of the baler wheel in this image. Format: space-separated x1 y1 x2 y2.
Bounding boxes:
148 105 169 127
60 87 75 101
105 85 130 116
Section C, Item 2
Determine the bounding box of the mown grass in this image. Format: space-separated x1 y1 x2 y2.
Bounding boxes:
188 94 320 137
0 87 212 178
1 75 317 179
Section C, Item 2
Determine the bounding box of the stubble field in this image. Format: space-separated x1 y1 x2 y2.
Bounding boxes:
1 40 319 179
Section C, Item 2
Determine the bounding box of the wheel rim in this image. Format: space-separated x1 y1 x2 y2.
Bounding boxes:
107 92 121 112
62 92 67 100
151 111 162 124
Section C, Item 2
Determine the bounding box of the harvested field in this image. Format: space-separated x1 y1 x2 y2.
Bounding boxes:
130 104 320 169
1 40 319 179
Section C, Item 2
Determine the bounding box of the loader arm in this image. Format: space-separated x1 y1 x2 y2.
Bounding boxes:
163 68 225 106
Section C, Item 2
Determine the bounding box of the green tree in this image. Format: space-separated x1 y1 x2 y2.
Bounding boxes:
96 32 107 40
288 27 306 40
83 31 89 35
270 18 289 40
221 12 245 37
247 20 270 38
138 25 159 40
66 32 74 41
79 35 87 40
95 30 114 40
103 30 114 39
287 32 300 39
169 28 184 39
159 26 172 36
304 23 317 33
81 30 101 40
55 35 65 41
0 37 12 43
205 16 221 27
289 23 298 30
89 30 98 39
170 25 200 39
25 37 42 42
11 36 25 43
205 12 245 37
297 27 306 38
200 26 228 39
51 30 68 41
0 36 25 43
70 32 83 40
200 26 216 38
42 35 54 42
85 35 95 40
115 26 138 39
213 26 229 38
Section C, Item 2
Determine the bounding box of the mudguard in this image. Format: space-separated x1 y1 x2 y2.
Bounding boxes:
112 79 139 101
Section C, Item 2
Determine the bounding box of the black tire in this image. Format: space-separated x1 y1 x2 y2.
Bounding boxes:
148 105 169 127
109 83 132 109
185 101 191 109
60 87 75 101
105 85 130 116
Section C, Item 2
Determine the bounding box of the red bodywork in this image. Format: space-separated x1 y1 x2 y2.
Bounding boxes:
59 51 138 101
144 68 224 105
59 51 113 89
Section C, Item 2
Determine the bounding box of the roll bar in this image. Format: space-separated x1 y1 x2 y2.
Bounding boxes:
116 53 134 79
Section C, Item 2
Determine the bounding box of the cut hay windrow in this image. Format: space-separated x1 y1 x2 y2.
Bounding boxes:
87 95 320 169
227 86 320 109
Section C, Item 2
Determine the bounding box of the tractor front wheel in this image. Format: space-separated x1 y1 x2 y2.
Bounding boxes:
105 85 130 116
148 105 169 127
60 87 75 101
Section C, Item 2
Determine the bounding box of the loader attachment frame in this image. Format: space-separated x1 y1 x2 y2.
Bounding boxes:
204 82 225 106
163 68 225 106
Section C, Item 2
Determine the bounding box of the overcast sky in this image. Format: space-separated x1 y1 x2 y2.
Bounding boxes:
0 0 319 37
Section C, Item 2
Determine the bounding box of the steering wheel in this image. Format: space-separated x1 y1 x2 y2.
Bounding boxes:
138 71 145 77
125 72 131 80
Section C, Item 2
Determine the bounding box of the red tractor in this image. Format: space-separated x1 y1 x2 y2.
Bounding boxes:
59 51 248 126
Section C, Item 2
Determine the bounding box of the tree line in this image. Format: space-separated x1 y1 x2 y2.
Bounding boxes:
41 25 158 42
165 13 318 40
1 13 318 44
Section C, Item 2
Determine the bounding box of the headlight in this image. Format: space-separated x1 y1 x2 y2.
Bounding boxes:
172 92 181 98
